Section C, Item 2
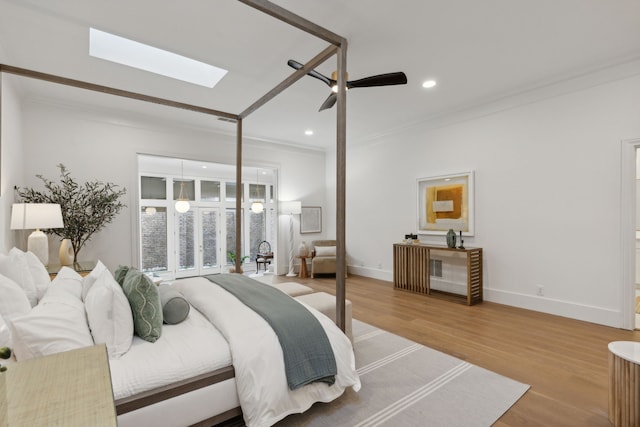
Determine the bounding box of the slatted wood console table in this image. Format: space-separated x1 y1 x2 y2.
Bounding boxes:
393 243 483 305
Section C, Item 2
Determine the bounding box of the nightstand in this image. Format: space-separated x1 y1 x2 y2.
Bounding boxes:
47 261 97 279
0 344 117 426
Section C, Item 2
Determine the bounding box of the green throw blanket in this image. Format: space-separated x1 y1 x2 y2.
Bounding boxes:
205 274 337 390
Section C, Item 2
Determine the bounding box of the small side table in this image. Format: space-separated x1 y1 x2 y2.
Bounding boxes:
47 261 97 280
608 341 640 426
297 256 311 278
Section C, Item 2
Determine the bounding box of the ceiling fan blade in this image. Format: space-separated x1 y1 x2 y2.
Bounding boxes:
319 93 337 111
347 72 407 89
287 59 334 87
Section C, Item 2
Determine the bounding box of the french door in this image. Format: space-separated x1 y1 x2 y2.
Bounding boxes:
175 208 222 277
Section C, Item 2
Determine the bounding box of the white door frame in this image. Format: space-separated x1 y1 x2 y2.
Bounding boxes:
621 138 640 330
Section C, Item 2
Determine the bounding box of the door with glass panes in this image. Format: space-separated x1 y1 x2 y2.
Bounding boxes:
175 208 221 277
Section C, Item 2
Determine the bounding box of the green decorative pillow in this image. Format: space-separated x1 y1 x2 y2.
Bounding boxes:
122 268 162 342
114 265 130 286
158 285 190 325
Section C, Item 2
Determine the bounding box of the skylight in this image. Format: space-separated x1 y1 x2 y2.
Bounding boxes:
89 28 227 88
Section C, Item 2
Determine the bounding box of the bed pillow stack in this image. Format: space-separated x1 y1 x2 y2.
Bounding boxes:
0 251 136 361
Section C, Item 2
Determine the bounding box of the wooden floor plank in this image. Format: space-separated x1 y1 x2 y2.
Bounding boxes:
271 274 640 427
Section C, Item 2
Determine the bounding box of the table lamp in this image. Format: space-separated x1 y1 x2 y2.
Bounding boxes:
10 203 64 265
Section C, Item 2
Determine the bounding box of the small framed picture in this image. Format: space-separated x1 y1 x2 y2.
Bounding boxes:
300 206 322 234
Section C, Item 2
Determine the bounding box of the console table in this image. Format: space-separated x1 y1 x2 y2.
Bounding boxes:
0 344 116 426
393 243 483 305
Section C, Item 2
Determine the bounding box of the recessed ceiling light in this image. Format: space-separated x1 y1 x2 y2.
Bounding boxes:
422 80 437 89
305 129 314 136
201 165 208 169
89 28 227 88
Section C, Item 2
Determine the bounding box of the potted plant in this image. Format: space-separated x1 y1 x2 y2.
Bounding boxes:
16 164 127 264
227 251 249 273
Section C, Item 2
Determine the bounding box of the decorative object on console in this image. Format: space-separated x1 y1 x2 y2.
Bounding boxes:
458 230 465 249
417 171 474 236
280 201 302 277
10 203 64 265
446 229 456 248
15 164 127 264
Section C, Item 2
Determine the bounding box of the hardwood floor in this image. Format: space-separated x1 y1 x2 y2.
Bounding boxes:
270 274 640 427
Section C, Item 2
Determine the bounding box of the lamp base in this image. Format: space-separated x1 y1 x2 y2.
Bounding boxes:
28 229 48 265
286 272 297 277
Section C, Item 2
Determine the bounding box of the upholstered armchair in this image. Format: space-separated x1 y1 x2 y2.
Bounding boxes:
311 240 346 278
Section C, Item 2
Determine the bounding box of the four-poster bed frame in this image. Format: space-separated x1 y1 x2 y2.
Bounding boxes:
0 0 348 331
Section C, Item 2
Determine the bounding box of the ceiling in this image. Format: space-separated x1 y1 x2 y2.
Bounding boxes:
2 0 640 150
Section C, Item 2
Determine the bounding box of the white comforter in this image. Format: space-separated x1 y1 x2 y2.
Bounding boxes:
173 277 361 427
109 306 232 400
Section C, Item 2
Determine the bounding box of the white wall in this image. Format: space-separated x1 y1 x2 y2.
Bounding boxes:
0 76 25 252
17 97 326 274
345 74 640 328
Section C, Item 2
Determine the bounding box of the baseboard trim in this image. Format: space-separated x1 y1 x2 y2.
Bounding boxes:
484 288 623 329
350 267 625 329
348 265 393 282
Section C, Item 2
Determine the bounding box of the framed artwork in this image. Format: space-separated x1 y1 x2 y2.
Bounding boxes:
300 206 322 234
417 171 474 235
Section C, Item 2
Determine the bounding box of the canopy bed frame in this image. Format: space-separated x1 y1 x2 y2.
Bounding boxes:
0 0 348 332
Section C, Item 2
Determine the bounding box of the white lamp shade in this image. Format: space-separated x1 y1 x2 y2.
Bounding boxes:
10 203 64 230
175 200 190 213
251 201 264 213
280 201 301 215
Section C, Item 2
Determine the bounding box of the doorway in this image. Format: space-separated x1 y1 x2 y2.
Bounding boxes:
175 208 222 277
137 154 277 281
622 139 640 330
635 147 640 329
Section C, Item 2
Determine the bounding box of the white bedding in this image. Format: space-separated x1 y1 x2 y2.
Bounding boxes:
109 306 232 400
173 277 361 427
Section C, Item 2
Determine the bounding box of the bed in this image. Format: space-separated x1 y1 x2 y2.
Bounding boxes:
0 250 360 427
114 275 360 427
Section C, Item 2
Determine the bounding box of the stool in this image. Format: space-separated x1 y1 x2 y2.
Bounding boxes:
271 282 314 297
609 341 640 426
295 291 352 342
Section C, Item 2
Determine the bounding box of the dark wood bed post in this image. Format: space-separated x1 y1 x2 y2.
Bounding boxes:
235 118 243 274
335 45 347 333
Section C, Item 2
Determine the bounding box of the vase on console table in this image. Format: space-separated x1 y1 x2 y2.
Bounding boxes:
59 239 74 266
446 229 457 248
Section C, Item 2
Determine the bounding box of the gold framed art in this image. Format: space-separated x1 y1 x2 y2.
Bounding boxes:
417 171 474 235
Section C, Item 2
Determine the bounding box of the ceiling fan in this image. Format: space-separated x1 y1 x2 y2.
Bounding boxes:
287 59 408 111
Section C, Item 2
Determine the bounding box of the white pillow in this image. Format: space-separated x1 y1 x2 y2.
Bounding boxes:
8 291 94 361
84 269 133 359
24 250 51 301
0 314 12 349
50 267 83 300
81 260 108 301
0 248 38 306
0 273 32 320
315 246 336 257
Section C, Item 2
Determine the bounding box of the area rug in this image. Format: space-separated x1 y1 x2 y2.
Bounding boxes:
276 320 529 427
